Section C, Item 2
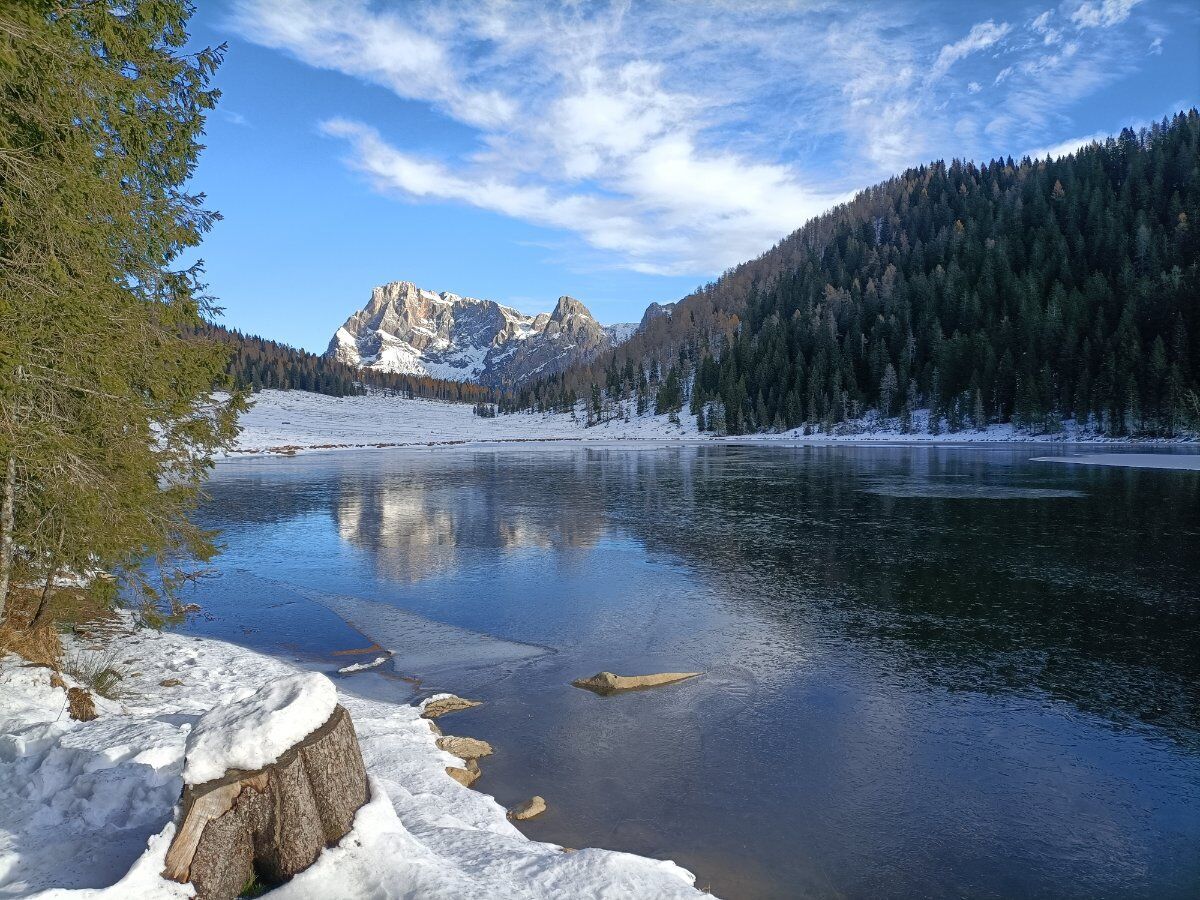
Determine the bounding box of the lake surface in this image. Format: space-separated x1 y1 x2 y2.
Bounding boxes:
179 444 1200 899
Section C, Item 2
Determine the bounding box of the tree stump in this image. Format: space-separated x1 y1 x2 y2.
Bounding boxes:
162 704 369 900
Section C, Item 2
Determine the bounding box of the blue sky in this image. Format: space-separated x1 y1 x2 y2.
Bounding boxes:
187 0 1199 352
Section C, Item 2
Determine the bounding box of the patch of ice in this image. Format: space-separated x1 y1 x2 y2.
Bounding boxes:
1032 453 1200 470
859 477 1086 499
182 672 337 785
294 588 550 685
337 656 390 674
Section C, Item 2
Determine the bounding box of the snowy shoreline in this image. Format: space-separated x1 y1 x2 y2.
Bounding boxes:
0 620 705 898
228 390 1200 457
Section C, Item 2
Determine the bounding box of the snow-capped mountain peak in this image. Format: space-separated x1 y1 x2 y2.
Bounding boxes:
327 281 634 386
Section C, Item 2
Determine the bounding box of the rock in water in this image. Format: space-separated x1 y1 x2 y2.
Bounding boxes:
420 694 482 719
163 676 369 900
436 735 493 760
446 758 481 787
571 671 702 696
66 687 97 721
507 796 547 821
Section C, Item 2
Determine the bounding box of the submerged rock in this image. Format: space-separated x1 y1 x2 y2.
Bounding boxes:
421 694 482 719
507 796 546 821
437 735 493 760
571 671 702 696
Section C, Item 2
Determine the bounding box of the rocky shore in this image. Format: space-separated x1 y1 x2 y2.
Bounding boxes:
0 617 707 898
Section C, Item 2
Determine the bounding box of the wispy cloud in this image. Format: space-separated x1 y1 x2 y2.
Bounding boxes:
228 0 514 127
1025 130 1110 160
930 20 1011 80
320 116 838 276
230 0 1178 277
1071 0 1144 29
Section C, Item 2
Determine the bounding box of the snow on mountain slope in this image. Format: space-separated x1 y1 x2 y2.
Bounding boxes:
327 281 634 387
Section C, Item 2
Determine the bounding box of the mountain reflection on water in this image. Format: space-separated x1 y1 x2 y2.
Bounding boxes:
190 444 1200 899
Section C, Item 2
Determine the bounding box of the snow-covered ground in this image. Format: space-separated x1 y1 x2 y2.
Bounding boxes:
229 390 1198 455
228 390 701 453
0 623 704 899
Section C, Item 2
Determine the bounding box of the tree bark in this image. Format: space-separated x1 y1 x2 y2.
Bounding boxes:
29 526 63 629
0 455 15 625
163 704 369 900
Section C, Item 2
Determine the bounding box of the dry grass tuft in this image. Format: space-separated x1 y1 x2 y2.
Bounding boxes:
60 647 124 699
0 622 63 669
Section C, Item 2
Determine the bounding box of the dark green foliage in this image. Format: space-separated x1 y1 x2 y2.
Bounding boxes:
513 112 1200 438
194 324 362 397
197 324 506 405
0 0 245 620
695 112 1200 436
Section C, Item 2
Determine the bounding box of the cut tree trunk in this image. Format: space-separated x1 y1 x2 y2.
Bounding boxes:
0 455 15 624
163 704 369 900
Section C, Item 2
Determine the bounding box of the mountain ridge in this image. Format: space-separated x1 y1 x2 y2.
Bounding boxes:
327 280 635 387
509 110 1200 439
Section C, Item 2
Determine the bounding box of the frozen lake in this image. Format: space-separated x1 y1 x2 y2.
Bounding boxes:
180 444 1200 899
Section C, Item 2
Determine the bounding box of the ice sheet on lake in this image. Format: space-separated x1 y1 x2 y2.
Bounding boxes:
1032 453 1200 470
859 476 1086 499
281 582 553 682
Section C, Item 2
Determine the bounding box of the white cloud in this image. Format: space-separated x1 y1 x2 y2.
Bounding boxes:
1149 36 1163 54
931 20 1011 80
229 0 1179 277
1031 10 1062 44
229 0 514 128
1024 130 1110 160
322 119 836 276
1071 0 1144 29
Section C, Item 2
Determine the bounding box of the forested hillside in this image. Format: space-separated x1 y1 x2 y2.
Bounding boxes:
514 111 1200 437
198 324 503 404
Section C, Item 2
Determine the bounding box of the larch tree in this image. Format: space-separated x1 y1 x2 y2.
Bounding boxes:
0 1 243 626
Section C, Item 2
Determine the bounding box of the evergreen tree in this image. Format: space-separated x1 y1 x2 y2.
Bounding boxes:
677 113 1200 438
0 0 242 623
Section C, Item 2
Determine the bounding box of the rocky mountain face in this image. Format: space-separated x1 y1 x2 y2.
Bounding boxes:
638 301 676 330
326 281 635 387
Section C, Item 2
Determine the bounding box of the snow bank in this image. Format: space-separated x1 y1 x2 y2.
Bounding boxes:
182 672 337 785
230 390 1196 455
0 623 705 898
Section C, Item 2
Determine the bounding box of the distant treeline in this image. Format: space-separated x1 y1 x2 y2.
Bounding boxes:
194 324 505 404
511 110 1200 437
